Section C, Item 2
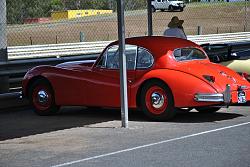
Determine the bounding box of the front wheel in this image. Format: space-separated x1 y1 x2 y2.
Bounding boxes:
140 81 176 121
195 107 221 113
29 79 59 116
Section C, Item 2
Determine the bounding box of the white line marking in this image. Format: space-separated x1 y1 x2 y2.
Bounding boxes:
51 122 250 167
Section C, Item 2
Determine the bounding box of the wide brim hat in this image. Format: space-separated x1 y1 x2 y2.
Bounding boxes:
168 16 184 28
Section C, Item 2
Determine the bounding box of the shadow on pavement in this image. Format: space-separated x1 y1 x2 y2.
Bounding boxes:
0 107 120 141
0 107 243 141
172 111 243 123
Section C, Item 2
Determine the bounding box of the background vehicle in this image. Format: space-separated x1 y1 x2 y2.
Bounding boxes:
22 37 250 120
151 0 186 12
202 42 250 82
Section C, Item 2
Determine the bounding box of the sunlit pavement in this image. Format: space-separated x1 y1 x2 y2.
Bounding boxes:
0 106 249 167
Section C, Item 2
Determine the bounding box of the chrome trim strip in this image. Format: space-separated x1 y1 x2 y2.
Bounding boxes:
194 84 232 104
194 93 224 102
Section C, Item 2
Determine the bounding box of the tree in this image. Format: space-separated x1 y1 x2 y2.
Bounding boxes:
6 0 25 24
50 0 65 11
6 0 148 24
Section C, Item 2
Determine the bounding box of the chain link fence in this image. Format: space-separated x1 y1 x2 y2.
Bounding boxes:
3 0 250 46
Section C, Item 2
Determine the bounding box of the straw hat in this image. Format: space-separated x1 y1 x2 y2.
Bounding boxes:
168 16 184 28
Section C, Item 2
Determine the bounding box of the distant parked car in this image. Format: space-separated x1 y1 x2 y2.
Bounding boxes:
202 43 250 82
22 36 250 120
151 0 185 12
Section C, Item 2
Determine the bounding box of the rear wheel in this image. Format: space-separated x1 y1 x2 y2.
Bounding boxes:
195 107 221 113
140 81 176 121
168 5 174 12
29 79 59 116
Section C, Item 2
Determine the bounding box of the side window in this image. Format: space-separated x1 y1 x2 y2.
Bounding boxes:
96 50 107 68
136 47 154 69
106 45 119 69
174 48 207 61
96 45 137 70
126 45 137 70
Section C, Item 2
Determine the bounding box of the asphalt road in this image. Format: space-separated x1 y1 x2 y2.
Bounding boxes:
0 106 249 167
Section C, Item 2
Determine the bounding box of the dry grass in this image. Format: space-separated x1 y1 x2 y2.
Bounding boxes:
7 3 250 46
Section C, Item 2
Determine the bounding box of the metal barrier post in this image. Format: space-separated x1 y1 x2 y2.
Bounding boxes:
117 0 128 128
147 0 153 36
198 26 202 35
244 0 248 32
0 0 9 93
80 32 85 42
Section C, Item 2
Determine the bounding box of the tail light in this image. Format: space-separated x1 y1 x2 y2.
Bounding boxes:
203 75 215 83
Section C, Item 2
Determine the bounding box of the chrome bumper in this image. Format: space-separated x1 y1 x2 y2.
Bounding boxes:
194 84 231 104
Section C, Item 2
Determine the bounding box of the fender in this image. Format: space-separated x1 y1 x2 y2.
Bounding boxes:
131 69 220 108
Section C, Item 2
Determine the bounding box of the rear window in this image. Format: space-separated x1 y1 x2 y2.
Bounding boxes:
173 48 207 61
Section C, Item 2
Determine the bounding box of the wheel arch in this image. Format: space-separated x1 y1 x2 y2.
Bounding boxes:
136 78 174 109
25 75 53 98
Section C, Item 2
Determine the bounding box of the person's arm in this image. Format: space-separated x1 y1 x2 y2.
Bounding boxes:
179 29 187 39
163 29 168 36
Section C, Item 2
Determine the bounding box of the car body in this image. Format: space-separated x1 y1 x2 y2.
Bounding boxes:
202 43 250 81
22 36 250 120
151 0 185 12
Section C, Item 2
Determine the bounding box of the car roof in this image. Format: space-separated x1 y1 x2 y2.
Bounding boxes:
108 36 201 58
93 36 205 69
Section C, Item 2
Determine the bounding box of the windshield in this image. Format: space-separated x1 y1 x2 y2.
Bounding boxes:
173 47 207 61
202 44 229 62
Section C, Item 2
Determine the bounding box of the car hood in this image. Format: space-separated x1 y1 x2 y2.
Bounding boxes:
173 61 250 92
220 59 250 74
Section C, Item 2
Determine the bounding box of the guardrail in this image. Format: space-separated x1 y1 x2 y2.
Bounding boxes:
8 41 109 60
8 32 250 60
0 54 99 91
188 32 250 45
1 32 250 92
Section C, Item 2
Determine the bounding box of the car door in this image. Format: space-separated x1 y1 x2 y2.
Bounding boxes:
162 0 168 9
155 0 162 9
85 44 137 108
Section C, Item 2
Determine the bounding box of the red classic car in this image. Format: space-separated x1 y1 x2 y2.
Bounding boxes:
22 36 250 120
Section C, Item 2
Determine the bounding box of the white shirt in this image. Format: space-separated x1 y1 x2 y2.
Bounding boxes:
163 28 187 39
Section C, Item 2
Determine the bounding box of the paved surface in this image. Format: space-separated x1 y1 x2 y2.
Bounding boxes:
0 106 249 167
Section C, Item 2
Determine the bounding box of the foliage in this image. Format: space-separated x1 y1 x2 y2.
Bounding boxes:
50 0 65 11
6 0 148 24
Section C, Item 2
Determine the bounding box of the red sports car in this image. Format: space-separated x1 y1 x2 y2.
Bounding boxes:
22 36 250 120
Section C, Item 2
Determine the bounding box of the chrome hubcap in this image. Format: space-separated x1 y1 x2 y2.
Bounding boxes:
151 92 164 109
37 90 48 104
